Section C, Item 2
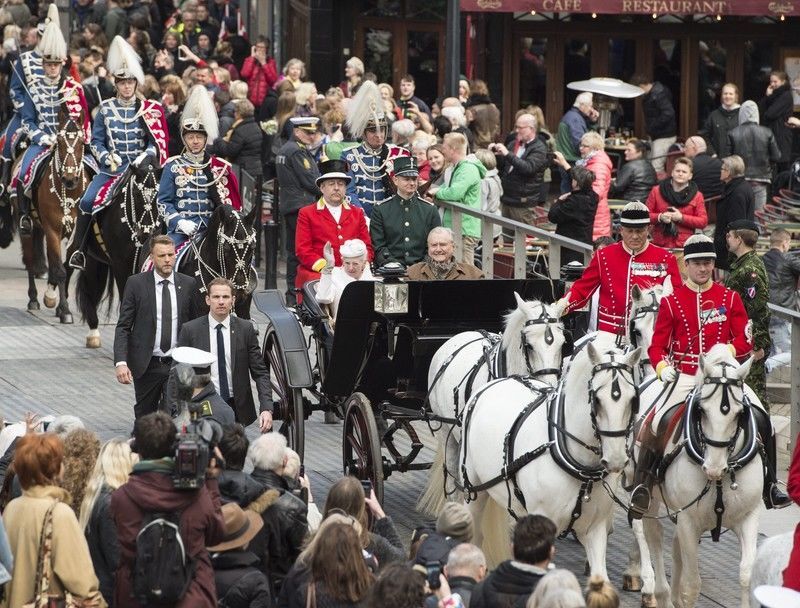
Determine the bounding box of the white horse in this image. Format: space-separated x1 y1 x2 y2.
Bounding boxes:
632 344 761 608
419 294 565 516
461 332 641 576
629 278 673 378
750 532 793 607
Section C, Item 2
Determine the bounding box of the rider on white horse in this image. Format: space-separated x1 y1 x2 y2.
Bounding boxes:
554 201 682 343
628 234 791 520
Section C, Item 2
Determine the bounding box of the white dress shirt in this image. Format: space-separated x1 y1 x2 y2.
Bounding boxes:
208 313 234 398
326 202 342 223
153 272 178 357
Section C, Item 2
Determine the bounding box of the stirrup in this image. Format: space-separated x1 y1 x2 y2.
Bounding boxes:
766 484 792 510
68 250 86 271
19 214 32 234
628 484 652 521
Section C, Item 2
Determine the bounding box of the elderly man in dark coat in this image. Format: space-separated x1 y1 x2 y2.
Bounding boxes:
369 156 441 267
714 155 754 270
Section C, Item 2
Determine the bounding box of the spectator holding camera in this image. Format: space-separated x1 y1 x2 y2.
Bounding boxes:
111 412 226 608
397 74 431 118
323 475 405 570
645 157 707 251
423 543 487 608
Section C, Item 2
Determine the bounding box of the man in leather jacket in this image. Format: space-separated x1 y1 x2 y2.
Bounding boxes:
728 101 781 210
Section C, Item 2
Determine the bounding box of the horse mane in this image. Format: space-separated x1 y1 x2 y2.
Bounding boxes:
501 299 549 351
207 203 235 233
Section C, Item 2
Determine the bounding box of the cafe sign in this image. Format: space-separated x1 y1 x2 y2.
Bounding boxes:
462 0 800 15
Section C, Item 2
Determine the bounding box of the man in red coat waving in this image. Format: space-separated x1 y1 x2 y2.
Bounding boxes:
555 201 682 341
628 234 789 520
295 158 373 291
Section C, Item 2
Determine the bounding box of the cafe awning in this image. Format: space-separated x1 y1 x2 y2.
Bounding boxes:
460 0 800 17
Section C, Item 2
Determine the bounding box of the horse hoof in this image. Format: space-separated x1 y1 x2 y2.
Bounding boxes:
43 294 56 308
623 575 643 592
27 301 39 311
61 313 73 324
86 336 101 348
641 593 657 608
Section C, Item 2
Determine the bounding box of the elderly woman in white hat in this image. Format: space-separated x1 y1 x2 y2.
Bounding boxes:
315 238 375 321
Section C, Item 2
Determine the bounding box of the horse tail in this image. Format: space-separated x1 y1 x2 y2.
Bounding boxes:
480 496 513 567
0 200 14 248
76 257 115 324
418 437 448 517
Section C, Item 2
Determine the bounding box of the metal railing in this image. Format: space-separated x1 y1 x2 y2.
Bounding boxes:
438 199 800 446
439 200 593 278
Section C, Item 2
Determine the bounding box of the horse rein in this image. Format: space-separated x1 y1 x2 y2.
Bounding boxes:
193 209 256 294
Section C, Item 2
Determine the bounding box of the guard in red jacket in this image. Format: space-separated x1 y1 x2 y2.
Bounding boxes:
783 434 800 590
295 158 373 290
628 235 789 520
556 201 682 339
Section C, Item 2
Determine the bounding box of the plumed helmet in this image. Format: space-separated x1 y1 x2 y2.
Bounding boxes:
181 85 219 144
346 80 387 139
107 36 145 85
38 5 67 63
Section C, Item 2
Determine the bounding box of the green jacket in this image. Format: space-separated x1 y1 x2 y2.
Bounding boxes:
437 157 486 238
725 249 771 351
369 194 441 267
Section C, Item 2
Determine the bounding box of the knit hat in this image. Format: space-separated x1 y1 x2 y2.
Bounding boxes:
436 502 474 542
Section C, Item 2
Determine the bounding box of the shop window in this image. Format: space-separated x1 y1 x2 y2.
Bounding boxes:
405 0 446 19
564 39 591 112
364 28 394 85
743 41 774 107
358 0 402 17
653 40 681 130
407 30 440 103
519 37 546 113
608 38 636 134
697 40 727 129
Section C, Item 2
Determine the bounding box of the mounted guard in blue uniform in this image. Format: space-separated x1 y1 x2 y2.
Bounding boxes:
342 80 409 218
14 10 93 235
157 85 241 252
69 36 168 270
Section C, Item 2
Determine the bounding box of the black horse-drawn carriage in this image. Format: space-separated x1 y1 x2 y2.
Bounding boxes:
253 277 563 501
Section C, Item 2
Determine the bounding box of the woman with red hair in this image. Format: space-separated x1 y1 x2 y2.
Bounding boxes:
3 433 105 607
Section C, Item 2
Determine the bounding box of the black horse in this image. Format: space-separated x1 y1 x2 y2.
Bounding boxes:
74 164 163 347
178 203 259 320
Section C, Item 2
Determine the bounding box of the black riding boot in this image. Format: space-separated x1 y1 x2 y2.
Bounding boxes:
628 436 661 522
754 407 791 509
17 183 32 235
68 212 92 270
0 159 7 197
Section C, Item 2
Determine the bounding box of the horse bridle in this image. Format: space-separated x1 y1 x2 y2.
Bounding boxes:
54 117 84 181
50 116 86 229
629 289 660 351
194 210 256 293
696 361 748 450
520 306 563 379
587 352 638 448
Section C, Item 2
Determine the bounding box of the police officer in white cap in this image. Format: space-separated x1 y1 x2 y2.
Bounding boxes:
172 346 236 428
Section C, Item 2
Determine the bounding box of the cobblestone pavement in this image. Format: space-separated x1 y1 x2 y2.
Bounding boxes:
0 242 796 607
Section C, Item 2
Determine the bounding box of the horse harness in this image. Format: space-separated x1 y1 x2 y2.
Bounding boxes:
657 362 760 540
49 116 87 233
628 289 660 368
190 209 257 295
120 168 161 274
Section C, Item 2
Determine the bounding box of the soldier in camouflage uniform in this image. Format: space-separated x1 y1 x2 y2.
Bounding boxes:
724 219 771 407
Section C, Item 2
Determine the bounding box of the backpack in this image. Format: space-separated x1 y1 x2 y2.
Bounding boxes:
133 510 196 605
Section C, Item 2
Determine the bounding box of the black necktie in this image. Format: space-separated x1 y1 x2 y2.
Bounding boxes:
159 279 172 354
216 323 231 400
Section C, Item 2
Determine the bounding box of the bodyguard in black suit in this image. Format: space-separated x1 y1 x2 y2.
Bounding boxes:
113 235 199 419
177 277 274 431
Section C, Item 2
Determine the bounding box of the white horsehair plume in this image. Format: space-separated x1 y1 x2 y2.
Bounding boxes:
684 233 713 246
38 14 67 62
345 80 385 139
181 85 219 144
107 36 145 85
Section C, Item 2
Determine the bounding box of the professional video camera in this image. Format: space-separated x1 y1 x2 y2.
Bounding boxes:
172 362 223 490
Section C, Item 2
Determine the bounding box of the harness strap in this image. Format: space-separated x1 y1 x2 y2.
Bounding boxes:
559 480 593 539
711 480 724 542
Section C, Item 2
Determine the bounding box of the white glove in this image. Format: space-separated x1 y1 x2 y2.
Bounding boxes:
133 152 149 167
323 241 335 267
554 297 569 318
105 152 123 168
177 219 199 236
39 134 55 147
660 366 678 383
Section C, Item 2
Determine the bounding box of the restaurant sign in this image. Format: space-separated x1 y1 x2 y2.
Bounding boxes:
460 0 800 16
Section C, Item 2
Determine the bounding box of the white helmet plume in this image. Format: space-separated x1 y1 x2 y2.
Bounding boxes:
181 85 219 144
107 36 145 86
38 7 67 63
345 80 386 139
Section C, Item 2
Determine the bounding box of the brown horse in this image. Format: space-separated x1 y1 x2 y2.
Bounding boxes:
20 107 89 323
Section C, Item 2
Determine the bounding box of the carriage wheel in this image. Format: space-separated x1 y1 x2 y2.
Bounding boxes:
263 327 305 461
342 392 385 504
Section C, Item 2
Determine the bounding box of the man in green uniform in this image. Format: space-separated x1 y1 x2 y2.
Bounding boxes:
369 156 441 267
725 219 771 407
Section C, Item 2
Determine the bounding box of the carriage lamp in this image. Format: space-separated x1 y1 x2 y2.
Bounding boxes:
374 263 409 315
374 281 408 315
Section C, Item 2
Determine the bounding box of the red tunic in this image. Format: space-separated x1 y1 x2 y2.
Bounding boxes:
645 185 708 248
783 434 800 590
295 197 373 288
648 281 753 375
564 241 682 335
